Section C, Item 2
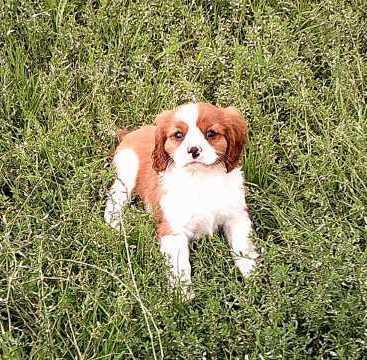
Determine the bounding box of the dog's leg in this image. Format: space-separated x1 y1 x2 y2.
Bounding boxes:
104 149 139 230
224 209 259 278
160 234 193 299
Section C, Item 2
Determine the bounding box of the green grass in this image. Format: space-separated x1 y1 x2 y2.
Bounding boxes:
1 0 366 358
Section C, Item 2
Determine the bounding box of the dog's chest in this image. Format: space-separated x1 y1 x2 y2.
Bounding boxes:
160 167 245 237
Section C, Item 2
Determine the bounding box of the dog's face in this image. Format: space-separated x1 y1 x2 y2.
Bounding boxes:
152 103 248 172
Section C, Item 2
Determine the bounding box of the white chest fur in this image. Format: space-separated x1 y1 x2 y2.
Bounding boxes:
160 166 246 238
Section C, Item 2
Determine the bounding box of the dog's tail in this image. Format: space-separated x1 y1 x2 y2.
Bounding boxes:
116 128 130 143
108 128 131 161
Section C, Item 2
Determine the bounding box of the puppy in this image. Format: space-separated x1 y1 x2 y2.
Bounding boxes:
105 102 259 296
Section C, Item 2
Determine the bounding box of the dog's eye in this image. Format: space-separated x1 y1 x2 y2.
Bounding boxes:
174 131 184 140
206 130 217 138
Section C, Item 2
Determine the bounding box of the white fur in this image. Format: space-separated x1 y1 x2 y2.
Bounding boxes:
104 149 139 229
160 166 245 238
223 212 259 277
160 234 194 299
173 104 218 167
159 165 258 288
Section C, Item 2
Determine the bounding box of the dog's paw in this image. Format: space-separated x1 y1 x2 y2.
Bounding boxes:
170 281 195 302
181 285 195 301
235 251 259 278
169 274 194 301
104 200 122 230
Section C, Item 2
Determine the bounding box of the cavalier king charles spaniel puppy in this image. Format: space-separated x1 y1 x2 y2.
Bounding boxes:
105 102 259 297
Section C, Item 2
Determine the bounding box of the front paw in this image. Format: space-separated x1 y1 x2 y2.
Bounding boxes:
178 283 195 301
235 257 257 277
170 279 195 301
104 200 122 230
168 273 194 301
234 250 259 278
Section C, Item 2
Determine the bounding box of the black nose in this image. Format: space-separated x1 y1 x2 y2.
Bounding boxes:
188 146 200 159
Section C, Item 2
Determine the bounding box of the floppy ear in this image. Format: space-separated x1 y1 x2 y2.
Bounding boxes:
223 107 248 172
152 111 173 172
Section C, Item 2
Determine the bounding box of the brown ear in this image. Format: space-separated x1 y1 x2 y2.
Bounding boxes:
223 107 248 172
152 111 173 172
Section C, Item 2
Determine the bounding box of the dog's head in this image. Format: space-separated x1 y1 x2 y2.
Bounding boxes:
152 103 248 172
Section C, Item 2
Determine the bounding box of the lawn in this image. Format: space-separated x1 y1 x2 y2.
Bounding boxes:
1 0 366 358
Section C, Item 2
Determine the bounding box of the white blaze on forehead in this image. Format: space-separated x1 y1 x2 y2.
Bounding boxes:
175 103 199 127
171 103 218 167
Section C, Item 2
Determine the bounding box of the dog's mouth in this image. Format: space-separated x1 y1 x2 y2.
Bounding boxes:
186 161 203 166
178 154 224 169
185 159 211 166
184 159 219 168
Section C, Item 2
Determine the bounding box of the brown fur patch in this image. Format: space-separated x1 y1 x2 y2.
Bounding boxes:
222 106 248 172
197 103 248 172
114 122 173 240
115 125 160 206
152 113 189 172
